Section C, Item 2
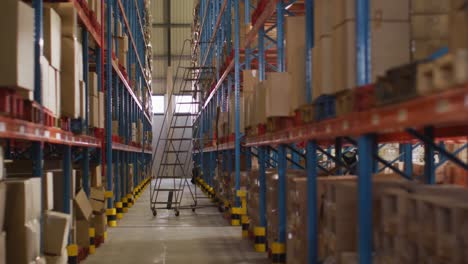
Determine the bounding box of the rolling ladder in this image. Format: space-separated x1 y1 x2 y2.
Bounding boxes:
150 40 216 216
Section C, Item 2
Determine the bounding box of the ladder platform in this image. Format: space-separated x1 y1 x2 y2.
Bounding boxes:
157 176 188 179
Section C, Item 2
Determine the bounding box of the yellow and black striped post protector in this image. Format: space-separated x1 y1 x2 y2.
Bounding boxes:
105 191 113 199
115 202 123 219
67 244 78 264
231 207 241 226
103 231 108 242
241 215 249 238
126 194 134 208
224 200 230 212
254 227 266 252
89 228 96 254
271 242 286 264
122 197 129 213
106 208 117 227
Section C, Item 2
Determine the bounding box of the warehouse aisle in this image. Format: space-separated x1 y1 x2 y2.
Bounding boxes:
84 181 268 264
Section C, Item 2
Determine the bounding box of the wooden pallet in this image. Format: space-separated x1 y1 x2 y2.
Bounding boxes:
335 89 354 117
266 116 294 133
418 49 468 95
297 104 315 124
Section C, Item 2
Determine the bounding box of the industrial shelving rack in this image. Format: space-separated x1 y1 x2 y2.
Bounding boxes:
191 1 468 264
1 0 153 251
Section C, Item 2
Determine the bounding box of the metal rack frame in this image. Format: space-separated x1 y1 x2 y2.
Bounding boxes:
0 0 153 251
192 1 468 264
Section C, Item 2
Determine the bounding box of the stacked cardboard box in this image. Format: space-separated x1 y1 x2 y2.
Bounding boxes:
47 2 85 119
243 70 259 130
0 1 35 96
90 187 107 238
87 0 102 23
228 92 247 134
449 0 468 51
4 178 41 264
44 211 71 264
74 189 94 249
88 72 105 128
331 0 410 91
411 0 450 60
286 16 307 111
379 184 468 264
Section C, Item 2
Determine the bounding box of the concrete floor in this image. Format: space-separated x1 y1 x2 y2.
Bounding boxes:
84 180 269 264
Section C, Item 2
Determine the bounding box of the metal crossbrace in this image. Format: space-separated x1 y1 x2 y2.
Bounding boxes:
150 39 211 216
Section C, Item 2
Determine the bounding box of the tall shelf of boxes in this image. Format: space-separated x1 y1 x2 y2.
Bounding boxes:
192 0 468 264
0 0 153 263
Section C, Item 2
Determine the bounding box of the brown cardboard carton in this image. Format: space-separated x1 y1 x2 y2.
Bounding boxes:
92 213 107 236
44 211 71 256
91 166 102 187
315 0 333 39
411 15 449 40
316 36 334 95
98 91 105 128
45 248 67 264
412 39 449 61
44 172 54 211
286 16 307 112
411 0 451 14
0 182 5 231
449 7 468 51
90 199 105 214
61 38 81 118
76 220 91 248
48 65 58 115
254 82 266 125
7 219 40 264
89 95 99 127
0 231 5 264
46 3 78 38
74 189 93 221
43 6 61 70
55 70 62 116
265 72 291 117
242 70 259 94
5 178 42 226
88 72 99 96
0 0 34 91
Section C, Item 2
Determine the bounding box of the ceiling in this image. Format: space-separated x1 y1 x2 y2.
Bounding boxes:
151 0 195 94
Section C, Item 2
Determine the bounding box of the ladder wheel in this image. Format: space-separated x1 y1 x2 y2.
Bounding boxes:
175 210 180 217
152 209 157 216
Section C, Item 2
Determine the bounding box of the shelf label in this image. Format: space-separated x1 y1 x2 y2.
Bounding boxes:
56 133 61 140
44 131 50 138
19 125 25 134
372 114 379 125
0 122 5 132
398 109 407 122
436 99 449 113
342 121 349 131
35 129 40 136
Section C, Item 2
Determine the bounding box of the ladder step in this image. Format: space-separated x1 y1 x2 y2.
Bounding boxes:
179 89 202 93
157 176 187 179
165 150 187 153
170 126 193 129
160 163 184 166
177 102 200 104
173 113 198 116
161 138 193 141
153 202 181 205
155 188 183 192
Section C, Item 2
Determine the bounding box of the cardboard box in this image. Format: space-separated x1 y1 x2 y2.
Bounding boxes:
449 7 468 52
44 7 61 70
98 91 105 128
264 72 291 117
74 189 93 221
48 65 57 115
90 187 105 213
43 172 54 211
0 0 34 91
92 213 107 236
44 211 71 256
412 39 449 61
242 70 259 94
89 95 99 127
411 14 449 40
0 182 5 231
316 36 334 95
315 0 333 38
55 70 61 116
61 38 82 118
5 178 41 226
76 220 91 248
286 16 307 112
0 232 5 264
88 72 98 96
46 3 78 38
8 219 40 264
90 199 105 214
91 166 102 187
45 248 67 264
332 20 410 91
254 82 266 125
411 0 451 14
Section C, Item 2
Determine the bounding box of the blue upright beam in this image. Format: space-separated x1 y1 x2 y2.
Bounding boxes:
403 143 413 177
106 0 114 209
63 145 72 215
305 0 314 103
306 140 318 264
234 0 242 208
335 137 343 175
258 147 267 227
357 135 373 264
277 145 287 244
356 0 370 85
276 1 285 72
424 126 435 184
